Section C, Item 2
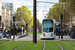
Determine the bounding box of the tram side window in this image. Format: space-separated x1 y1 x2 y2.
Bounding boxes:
49 28 53 32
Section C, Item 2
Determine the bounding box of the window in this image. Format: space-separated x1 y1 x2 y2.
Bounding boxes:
10 6 13 8
10 3 13 5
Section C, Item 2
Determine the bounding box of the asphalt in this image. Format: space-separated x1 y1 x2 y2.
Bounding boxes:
0 34 75 41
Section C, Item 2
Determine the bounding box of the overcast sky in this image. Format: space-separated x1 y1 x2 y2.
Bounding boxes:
2 0 59 23
2 0 59 10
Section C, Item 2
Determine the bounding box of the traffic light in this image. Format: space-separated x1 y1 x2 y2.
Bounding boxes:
11 22 12 25
13 16 15 22
0 16 1 21
61 14 63 19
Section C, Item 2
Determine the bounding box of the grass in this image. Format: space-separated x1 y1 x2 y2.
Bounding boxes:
0 41 26 50
57 41 74 50
0 40 75 50
17 41 44 50
0 40 9 44
28 32 39 34
63 41 75 48
0 41 14 47
45 41 61 50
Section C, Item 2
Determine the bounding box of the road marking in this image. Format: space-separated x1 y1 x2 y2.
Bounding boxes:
0 41 16 48
54 41 63 50
43 40 46 50
14 41 29 50
61 41 75 50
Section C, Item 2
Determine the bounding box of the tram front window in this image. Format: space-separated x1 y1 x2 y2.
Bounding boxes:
43 20 53 32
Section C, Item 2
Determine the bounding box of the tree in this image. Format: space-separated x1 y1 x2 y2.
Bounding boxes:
59 0 75 26
47 0 75 23
15 6 33 32
47 4 62 22
15 6 40 33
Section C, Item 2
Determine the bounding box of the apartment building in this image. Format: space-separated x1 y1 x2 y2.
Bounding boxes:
2 2 14 21
2 7 11 29
0 0 2 16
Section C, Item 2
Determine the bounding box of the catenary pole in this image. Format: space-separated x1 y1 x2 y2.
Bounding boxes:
33 0 37 44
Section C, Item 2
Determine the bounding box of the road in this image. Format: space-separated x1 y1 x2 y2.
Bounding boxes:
0 34 75 41
16 34 40 41
16 34 71 41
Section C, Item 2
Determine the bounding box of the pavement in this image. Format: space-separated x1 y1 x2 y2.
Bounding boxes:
0 34 75 41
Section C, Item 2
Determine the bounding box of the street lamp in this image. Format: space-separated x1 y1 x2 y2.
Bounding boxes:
63 4 66 28
13 16 15 40
61 14 63 39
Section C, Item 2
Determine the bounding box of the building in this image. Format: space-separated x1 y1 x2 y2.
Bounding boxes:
0 0 2 16
2 7 11 29
2 2 14 21
0 0 2 28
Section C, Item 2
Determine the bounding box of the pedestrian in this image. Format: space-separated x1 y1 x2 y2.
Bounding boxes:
56 27 58 35
57 27 60 39
23 29 24 34
1 31 5 38
70 28 73 39
67 28 69 36
4 29 10 38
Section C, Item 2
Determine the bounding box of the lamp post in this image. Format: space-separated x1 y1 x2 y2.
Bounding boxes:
61 14 63 39
13 16 15 40
63 4 65 28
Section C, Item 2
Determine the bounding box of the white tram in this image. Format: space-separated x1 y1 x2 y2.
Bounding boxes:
40 19 56 39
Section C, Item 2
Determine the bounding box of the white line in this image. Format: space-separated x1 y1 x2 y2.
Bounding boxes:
14 41 29 50
54 41 63 50
43 40 46 50
61 41 75 50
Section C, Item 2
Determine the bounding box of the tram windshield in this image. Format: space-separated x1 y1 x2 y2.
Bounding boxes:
43 20 53 32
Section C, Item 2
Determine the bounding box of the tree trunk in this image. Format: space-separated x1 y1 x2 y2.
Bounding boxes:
26 23 28 34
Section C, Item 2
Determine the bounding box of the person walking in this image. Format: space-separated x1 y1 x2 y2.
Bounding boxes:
70 28 73 39
57 27 60 39
4 29 10 38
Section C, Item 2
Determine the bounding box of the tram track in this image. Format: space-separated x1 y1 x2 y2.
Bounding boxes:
43 40 46 50
54 41 63 50
14 41 29 50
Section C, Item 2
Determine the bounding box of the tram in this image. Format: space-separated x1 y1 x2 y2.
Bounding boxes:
40 19 56 39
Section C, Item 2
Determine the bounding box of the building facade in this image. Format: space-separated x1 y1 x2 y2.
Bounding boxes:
0 0 2 28
2 7 11 29
0 0 2 16
2 2 14 21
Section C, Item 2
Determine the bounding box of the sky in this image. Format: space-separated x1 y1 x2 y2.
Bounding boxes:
2 0 59 23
